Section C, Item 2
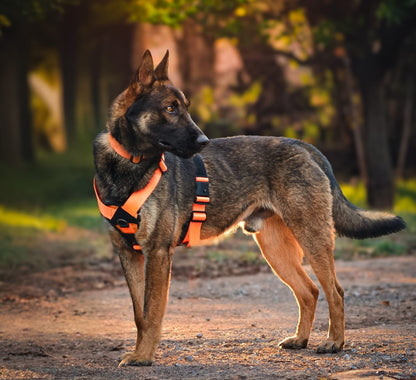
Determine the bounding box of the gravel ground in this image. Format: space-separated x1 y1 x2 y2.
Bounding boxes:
0 255 415 379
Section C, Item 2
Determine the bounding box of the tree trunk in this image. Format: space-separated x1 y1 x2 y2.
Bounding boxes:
361 76 394 209
18 27 34 162
0 27 34 164
174 19 216 96
342 56 368 182
102 24 135 110
90 32 103 134
395 73 414 179
236 19 290 135
59 6 79 146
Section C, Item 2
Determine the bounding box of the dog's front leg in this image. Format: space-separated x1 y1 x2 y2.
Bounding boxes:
118 246 173 367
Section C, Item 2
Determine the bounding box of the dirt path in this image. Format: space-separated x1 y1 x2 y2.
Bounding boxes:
1 256 415 379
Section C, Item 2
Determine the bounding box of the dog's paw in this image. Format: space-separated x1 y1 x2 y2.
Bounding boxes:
118 352 153 367
278 336 308 350
316 340 344 354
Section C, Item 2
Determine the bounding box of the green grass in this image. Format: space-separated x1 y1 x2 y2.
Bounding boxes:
0 148 110 272
0 148 101 229
334 179 416 260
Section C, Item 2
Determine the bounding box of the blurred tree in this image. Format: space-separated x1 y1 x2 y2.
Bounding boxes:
60 2 135 144
300 0 416 208
0 25 32 164
184 0 416 208
59 2 80 146
175 19 216 97
0 0 73 163
0 0 138 158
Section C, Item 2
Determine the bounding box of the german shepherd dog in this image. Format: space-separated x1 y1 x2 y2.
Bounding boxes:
93 50 406 366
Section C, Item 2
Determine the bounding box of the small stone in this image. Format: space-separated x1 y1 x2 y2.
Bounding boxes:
196 333 203 339
343 354 350 360
185 355 193 362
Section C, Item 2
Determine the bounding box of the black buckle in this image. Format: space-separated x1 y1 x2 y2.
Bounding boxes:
110 207 137 226
196 180 209 196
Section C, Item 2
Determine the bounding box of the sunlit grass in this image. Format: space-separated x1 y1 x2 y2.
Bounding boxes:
0 148 108 271
0 206 66 231
340 178 416 213
339 182 367 209
335 179 416 260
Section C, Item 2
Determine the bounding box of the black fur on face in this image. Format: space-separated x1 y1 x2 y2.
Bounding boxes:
125 84 209 159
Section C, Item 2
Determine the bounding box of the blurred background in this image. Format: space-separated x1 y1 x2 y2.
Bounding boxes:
0 0 415 276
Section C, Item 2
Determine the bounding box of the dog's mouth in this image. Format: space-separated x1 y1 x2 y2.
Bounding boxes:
156 137 208 158
157 140 173 150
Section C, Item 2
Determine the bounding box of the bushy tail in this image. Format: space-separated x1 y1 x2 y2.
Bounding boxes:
299 140 406 239
331 188 406 239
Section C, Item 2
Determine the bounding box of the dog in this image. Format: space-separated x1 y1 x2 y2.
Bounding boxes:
93 50 406 366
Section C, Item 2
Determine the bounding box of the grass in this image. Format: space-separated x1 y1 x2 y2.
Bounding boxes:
333 180 416 260
0 147 101 229
0 148 415 272
0 148 111 272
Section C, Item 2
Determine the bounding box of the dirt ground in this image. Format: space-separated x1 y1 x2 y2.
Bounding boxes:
0 247 415 379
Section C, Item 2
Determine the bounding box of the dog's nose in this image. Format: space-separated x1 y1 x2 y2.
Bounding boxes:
196 134 209 147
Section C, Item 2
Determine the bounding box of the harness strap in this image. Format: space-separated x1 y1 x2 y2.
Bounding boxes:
94 151 209 253
181 154 210 247
94 154 167 252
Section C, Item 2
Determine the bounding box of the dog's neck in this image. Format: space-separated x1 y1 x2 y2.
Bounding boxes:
108 133 144 164
95 132 165 206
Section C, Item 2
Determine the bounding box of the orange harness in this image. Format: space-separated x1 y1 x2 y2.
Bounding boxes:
94 134 209 253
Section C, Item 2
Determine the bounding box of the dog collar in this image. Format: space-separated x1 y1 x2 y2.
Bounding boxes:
108 133 144 164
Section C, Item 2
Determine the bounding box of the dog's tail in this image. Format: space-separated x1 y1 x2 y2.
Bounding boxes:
330 186 406 239
301 141 406 239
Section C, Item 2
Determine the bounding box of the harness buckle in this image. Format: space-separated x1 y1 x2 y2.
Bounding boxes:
159 154 167 172
195 180 209 196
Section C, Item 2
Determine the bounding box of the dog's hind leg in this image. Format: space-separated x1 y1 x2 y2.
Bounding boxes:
254 214 319 349
301 242 345 353
289 218 345 353
117 244 173 366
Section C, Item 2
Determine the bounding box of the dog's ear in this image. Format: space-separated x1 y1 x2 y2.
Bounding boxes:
154 50 169 81
138 50 155 87
125 50 155 105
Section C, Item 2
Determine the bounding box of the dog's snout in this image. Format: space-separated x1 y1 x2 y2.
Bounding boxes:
196 134 209 147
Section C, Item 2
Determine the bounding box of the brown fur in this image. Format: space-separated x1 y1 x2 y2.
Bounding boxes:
93 51 406 366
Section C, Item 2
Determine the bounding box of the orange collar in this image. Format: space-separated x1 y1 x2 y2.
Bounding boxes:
108 133 143 164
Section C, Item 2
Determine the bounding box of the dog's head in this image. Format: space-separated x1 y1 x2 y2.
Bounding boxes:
108 50 209 159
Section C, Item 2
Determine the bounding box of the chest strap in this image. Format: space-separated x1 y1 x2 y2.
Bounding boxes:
94 154 167 252
94 153 210 252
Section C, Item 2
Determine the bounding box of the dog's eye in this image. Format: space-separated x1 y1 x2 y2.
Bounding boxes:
165 105 175 114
